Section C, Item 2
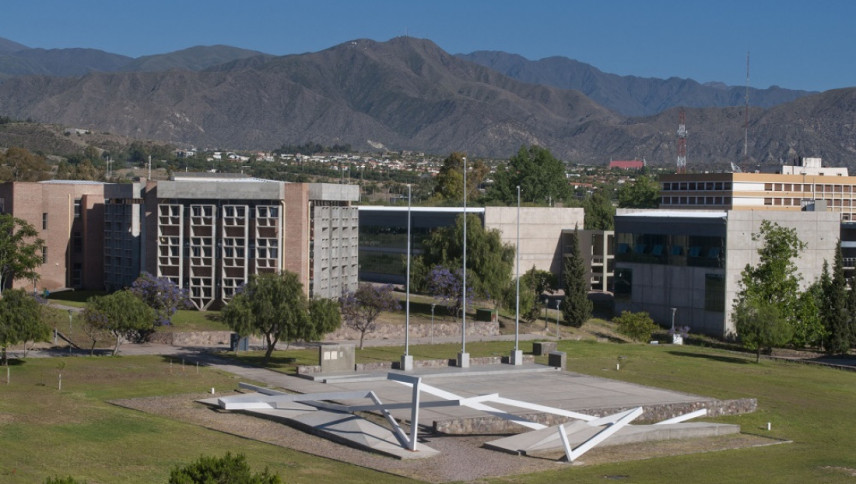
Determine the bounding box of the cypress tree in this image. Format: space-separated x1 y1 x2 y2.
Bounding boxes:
824 240 850 354
562 227 592 328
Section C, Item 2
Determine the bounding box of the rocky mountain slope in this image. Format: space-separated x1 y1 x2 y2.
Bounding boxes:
0 36 853 169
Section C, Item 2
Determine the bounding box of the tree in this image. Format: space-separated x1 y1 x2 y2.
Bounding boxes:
83 290 155 356
614 311 658 342
562 229 592 328
792 280 826 349
429 152 488 205
418 214 514 306
129 272 191 333
0 214 45 296
732 220 805 340
848 276 856 349
506 266 556 322
427 265 473 320
340 283 399 349
617 175 660 208
305 298 342 341
0 289 49 365
582 189 615 230
169 452 281 484
822 241 851 354
221 271 309 363
486 145 570 205
0 147 51 182
733 296 793 363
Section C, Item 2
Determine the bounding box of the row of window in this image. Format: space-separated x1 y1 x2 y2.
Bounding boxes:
765 183 856 193
662 181 732 191
661 196 732 205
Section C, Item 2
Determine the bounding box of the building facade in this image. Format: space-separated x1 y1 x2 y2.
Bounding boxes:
0 176 359 306
614 209 839 337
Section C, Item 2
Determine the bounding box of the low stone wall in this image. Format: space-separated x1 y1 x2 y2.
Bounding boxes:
433 398 757 434
324 321 499 342
148 331 233 346
297 354 536 375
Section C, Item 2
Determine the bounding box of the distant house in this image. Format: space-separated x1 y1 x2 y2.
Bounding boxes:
609 159 645 170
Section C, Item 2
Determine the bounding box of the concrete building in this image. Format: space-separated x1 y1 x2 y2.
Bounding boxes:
358 205 586 286
0 176 359 307
143 174 359 309
614 209 839 337
563 229 614 292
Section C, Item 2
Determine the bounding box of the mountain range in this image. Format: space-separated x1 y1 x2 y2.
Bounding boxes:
0 35 853 170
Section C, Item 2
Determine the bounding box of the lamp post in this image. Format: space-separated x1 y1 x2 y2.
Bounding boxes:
511 185 523 365
401 184 413 371
431 303 436 344
555 300 561 340
458 155 470 368
670 307 677 332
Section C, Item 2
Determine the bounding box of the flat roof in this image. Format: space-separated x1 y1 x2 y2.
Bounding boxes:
358 206 485 213
616 210 727 219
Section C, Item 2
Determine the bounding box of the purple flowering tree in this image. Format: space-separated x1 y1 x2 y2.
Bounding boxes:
130 272 191 332
426 265 473 320
340 283 400 349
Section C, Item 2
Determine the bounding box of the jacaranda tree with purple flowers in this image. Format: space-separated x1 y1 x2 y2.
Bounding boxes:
426 265 473 320
130 273 191 333
340 283 400 349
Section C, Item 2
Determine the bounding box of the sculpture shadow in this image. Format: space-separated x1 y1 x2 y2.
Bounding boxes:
666 350 751 365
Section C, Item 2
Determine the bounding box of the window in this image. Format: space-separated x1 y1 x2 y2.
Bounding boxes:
74 199 81 218
42 213 47 229
704 274 725 312
42 247 48 263
614 269 632 301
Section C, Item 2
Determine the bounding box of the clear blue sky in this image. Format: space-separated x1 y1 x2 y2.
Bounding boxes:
2 0 853 92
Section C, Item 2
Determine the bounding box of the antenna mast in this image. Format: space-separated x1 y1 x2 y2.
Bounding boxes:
744 51 750 161
676 108 687 174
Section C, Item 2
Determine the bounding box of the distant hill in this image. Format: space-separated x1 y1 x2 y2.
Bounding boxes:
0 37 28 55
457 51 815 117
0 47 132 78
0 36 854 169
121 45 271 72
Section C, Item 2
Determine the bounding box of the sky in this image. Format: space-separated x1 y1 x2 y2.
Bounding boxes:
2 0 854 92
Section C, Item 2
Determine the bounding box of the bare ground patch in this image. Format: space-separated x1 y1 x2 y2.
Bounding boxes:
113 393 786 483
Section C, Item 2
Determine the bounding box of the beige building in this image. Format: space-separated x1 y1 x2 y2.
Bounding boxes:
660 158 856 220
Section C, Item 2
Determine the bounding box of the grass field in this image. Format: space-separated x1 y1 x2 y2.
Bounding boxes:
2 339 855 483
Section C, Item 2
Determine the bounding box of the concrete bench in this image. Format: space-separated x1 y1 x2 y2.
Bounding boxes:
533 341 557 356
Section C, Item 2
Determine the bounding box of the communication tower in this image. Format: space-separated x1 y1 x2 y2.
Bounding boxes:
676 108 687 174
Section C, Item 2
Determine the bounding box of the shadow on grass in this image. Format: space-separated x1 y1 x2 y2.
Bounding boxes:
666 350 752 365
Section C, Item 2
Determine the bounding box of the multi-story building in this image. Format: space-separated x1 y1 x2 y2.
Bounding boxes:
357 205 592 288
0 180 145 293
0 176 359 307
659 157 856 219
614 209 839 337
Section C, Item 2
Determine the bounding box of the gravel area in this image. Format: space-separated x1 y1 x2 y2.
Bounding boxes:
113 393 780 483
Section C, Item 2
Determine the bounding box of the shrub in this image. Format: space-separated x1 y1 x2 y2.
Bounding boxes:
169 452 281 484
614 310 659 342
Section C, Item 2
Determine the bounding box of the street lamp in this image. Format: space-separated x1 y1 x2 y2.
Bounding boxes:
555 300 561 340
458 155 470 368
511 185 523 365
401 184 413 371
431 303 436 344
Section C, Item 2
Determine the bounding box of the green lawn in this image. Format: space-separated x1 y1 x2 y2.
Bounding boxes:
4 338 856 482
0 356 414 484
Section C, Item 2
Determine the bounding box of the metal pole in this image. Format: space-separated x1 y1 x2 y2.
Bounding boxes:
405 184 411 356
431 304 435 344
515 185 520 352
462 156 467 354
556 300 561 339
671 307 677 332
